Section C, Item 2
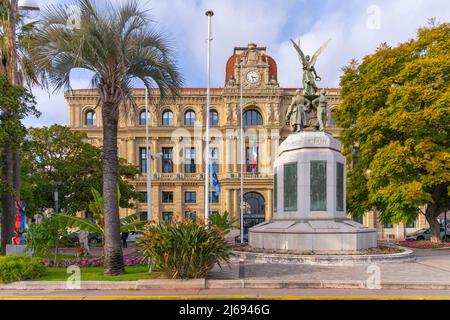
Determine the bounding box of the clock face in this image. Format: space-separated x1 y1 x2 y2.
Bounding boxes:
246 71 260 83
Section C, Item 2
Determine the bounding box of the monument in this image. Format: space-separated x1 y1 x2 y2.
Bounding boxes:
249 39 377 252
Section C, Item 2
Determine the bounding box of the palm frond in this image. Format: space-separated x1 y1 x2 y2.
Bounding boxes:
52 213 104 235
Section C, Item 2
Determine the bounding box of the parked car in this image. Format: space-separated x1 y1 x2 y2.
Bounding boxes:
405 227 447 241
126 231 143 243
67 232 102 245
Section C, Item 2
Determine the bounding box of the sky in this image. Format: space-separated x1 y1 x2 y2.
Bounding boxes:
23 0 450 128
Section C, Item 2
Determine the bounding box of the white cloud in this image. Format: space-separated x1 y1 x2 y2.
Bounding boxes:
25 0 450 127
274 0 450 88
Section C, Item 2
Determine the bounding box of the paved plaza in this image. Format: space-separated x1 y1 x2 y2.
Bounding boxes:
209 248 450 284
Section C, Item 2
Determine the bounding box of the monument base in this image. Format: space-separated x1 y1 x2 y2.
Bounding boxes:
6 245 31 256
249 220 377 252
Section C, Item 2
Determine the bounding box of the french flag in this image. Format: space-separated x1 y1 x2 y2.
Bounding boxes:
252 142 258 173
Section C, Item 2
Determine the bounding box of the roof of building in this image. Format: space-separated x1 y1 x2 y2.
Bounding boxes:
225 53 278 83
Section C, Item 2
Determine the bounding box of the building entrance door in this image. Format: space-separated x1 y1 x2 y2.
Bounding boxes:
243 192 266 235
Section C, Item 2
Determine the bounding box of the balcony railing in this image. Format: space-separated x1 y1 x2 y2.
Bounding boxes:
135 171 272 181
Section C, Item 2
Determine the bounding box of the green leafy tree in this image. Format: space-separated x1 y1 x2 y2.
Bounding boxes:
336 22 450 242
29 0 182 275
1 1 45 256
25 216 68 265
0 76 38 254
21 125 142 216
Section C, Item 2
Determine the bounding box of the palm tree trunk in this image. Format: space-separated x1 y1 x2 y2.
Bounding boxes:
1 144 14 255
101 103 124 275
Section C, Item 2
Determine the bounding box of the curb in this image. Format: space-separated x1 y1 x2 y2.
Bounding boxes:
231 247 415 266
2 279 450 291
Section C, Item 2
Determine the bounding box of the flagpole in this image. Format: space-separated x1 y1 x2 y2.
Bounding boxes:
240 61 244 244
205 10 214 226
145 87 151 222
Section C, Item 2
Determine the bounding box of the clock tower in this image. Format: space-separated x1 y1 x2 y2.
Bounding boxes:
225 43 278 88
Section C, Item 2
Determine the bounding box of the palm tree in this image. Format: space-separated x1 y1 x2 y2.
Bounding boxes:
1 4 45 255
30 0 182 274
53 187 147 244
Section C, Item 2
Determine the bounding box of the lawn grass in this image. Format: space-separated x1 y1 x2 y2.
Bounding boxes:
41 254 79 261
37 265 162 281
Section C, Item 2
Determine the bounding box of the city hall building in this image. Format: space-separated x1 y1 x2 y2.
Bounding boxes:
65 43 428 239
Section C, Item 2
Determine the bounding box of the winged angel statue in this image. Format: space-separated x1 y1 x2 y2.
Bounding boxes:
291 39 331 95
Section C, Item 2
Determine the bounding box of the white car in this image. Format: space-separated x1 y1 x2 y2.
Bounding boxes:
126 231 144 243
405 227 447 241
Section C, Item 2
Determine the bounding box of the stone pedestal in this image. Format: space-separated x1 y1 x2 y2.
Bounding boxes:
249 131 377 252
6 245 31 256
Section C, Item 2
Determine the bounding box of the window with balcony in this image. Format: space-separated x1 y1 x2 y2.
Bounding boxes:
184 211 197 221
184 191 196 204
162 110 173 126
162 147 173 173
209 147 219 172
209 191 219 203
384 222 394 228
139 110 149 126
162 212 173 222
85 110 96 126
162 192 173 203
210 110 219 126
246 145 259 173
185 147 196 173
184 110 196 126
243 109 263 126
139 147 147 174
328 110 336 127
406 221 416 228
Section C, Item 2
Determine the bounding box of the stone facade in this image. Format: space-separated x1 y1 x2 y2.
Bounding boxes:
65 43 427 240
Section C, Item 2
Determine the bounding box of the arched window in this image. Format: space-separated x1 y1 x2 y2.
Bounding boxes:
329 110 336 127
85 110 96 126
162 110 173 126
139 110 150 126
184 110 196 126
243 109 263 126
210 110 219 126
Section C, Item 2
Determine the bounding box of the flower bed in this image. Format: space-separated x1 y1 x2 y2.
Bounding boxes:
42 255 148 268
399 240 450 249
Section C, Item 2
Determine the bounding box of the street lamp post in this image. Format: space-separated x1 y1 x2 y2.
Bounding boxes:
144 87 163 222
204 10 214 226
240 62 244 244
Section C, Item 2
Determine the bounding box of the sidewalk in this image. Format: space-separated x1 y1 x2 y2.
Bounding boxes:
1 248 449 291
208 248 450 285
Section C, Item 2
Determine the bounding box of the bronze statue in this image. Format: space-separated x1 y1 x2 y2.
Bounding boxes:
312 89 328 132
291 39 331 96
286 89 311 132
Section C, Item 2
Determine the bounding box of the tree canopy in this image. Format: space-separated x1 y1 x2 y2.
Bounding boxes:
336 22 450 241
21 125 143 215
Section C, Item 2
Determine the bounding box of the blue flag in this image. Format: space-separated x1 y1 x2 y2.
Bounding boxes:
211 164 221 199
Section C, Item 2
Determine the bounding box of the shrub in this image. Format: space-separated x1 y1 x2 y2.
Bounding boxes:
25 216 69 261
0 256 47 283
138 217 233 279
209 211 238 236
41 255 148 268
